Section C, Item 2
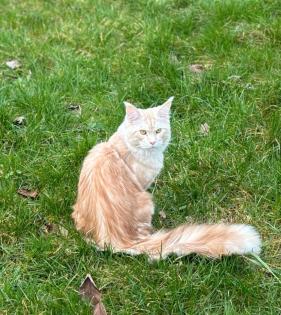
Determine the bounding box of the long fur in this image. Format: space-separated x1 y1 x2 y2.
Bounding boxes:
72 99 261 259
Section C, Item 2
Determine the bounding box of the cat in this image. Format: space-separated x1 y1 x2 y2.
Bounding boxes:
72 97 261 260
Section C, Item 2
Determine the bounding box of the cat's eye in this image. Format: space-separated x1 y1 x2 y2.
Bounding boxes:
155 128 162 134
139 130 147 135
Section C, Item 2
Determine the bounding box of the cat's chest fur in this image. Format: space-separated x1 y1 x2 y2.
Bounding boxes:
129 149 163 189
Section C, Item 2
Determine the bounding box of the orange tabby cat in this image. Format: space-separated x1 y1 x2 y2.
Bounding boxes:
72 97 261 259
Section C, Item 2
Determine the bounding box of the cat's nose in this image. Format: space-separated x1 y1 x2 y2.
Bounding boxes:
150 140 156 145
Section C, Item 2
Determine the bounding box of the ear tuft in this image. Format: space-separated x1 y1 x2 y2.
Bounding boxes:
124 101 140 122
158 96 174 119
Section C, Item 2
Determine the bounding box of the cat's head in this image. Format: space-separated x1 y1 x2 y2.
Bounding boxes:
120 97 173 151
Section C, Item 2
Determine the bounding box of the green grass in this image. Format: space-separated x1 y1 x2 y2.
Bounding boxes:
1 0 281 314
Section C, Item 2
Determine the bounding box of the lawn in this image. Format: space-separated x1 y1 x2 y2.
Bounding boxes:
0 0 281 314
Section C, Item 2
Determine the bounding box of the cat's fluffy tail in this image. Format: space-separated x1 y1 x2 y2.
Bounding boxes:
127 224 261 259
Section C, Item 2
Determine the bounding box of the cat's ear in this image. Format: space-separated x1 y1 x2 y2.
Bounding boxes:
124 101 141 123
158 96 174 119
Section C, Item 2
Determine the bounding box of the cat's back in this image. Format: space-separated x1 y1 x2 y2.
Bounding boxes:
81 140 117 173
82 132 127 170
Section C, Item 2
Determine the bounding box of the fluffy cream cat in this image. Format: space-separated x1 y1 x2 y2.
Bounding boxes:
72 97 261 259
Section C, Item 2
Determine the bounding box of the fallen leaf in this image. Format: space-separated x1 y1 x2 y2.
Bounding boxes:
189 64 205 74
38 220 69 237
67 103 81 115
94 302 107 315
33 213 55 235
58 225 69 237
200 123 209 136
17 188 38 199
79 275 107 315
159 210 167 219
79 275 101 305
13 116 26 126
6 60 21 69
40 222 55 234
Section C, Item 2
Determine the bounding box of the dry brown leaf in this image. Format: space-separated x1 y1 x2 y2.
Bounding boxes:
40 222 55 234
79 275 107 315
189 64 204 74
67 103 81 115
39 221 69 237
94 302 107 315
17 188 38 199
6 60 21 69
13 116 26 126
159 210 167 219
79 274 102 305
